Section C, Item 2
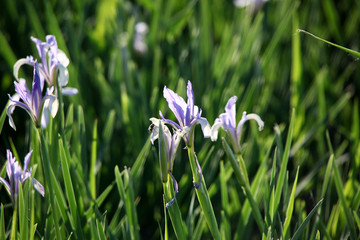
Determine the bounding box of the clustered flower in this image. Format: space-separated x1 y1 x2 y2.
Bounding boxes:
2 35 77 204
7 35 77 130
150 81 264 206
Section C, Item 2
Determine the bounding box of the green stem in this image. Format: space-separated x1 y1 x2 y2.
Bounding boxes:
38 129 62 240
162 176 188 240
187 146 221 240
222 138 266 234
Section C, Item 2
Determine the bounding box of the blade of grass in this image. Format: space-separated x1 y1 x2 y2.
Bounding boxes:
90 119 98 199
59 138 84 239
297 29 360 58
18 181 28 240
115 166 140 240
291 199 323 240
283 166 300 238
0 102 8 135
331 154 357 238
222 138 265 234
0 204 5 240
272 108 295 223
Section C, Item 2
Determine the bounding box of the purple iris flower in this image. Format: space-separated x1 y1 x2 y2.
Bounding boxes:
160 81 211 146
149 118 181 207
7 63 58 130
211 96 264 154
13 35 78 96
150 118 181 172
0 149 44 204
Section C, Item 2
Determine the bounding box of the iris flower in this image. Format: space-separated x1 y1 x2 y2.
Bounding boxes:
211 96 264 154
149 118 181 207
160 81 211 147
13 35 78 96
0 149 44 204
7 63 58 130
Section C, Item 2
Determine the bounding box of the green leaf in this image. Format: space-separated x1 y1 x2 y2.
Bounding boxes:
283 166 300 238
90 119 98 199
331 154 357 239
273 109 295 222
291 199 323 240
297 29 360 58
59 138 84 239
115 166 140 240
0 102 8 135
0 204 5 240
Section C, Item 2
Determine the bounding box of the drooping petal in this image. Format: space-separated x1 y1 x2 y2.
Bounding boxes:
32 177 45 197
236 111 264 141
13 57 36 81
159 111 181 130
0 177 11 196
210 118 224 141
57 49 70 67
196 117 212 138
246 113 265 131
57 63 69 87
62 87 78 96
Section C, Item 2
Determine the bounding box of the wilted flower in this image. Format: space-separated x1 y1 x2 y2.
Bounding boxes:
0 149 44 204
160 81 211 147
13 35 78 95
7 63 58 130
211 96 264 154
149 118 181 207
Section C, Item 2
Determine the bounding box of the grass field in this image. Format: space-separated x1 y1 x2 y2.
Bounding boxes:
0 0 359 239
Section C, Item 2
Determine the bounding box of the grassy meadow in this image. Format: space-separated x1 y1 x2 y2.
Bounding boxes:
0 0 359 239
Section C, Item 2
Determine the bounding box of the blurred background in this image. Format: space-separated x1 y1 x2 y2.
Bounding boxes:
0 0 359 238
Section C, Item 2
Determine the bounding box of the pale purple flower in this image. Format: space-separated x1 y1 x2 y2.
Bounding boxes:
7 63 58 130
211 96 264 154
13 35 78 96
160 81 211 147
150 118 181 172
149 118 181 207
0 149 44 204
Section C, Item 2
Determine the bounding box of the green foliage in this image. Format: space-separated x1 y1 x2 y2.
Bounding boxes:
0 0 360 239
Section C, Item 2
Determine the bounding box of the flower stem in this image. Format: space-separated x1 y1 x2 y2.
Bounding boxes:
187 146 221 240
163 175 188 240
222 138 266 234
38 129 62 240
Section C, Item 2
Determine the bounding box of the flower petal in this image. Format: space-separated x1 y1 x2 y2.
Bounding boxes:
197 117 211 138
13 57 36 81
32 177 45 197
62 87 78 96
0 177 11 196
225 96 237 129
163 86 187 126
210 118 224 141
57 63 69 87
23 150 33 173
